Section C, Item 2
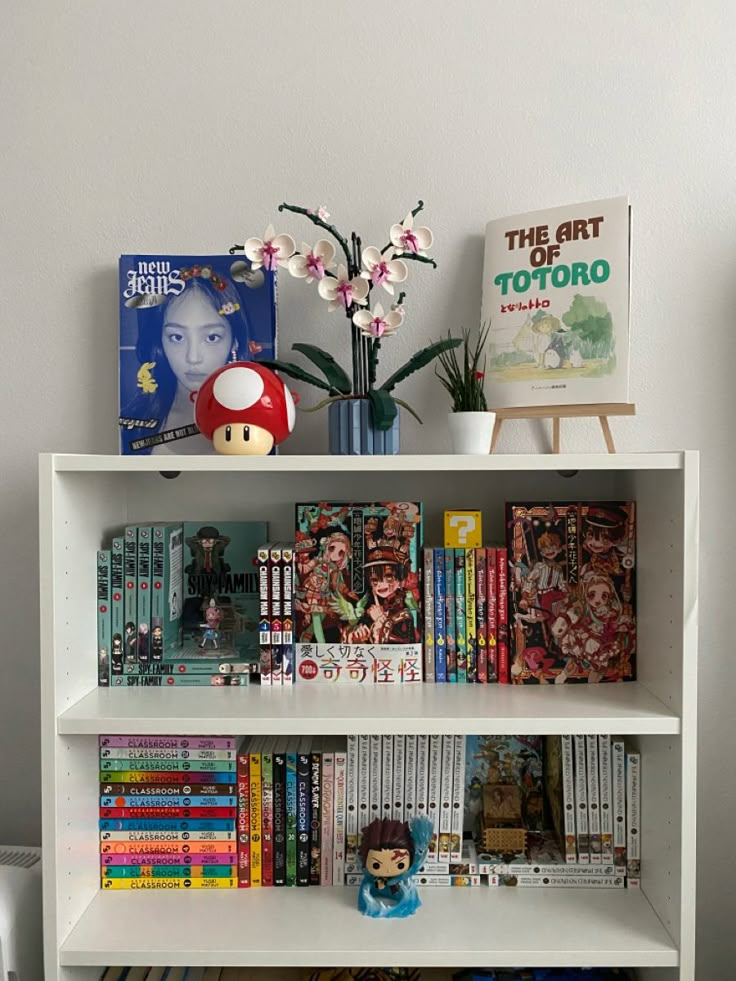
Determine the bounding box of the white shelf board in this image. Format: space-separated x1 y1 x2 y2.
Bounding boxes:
49 451 685 473
58 681 679 735
60 886 678 968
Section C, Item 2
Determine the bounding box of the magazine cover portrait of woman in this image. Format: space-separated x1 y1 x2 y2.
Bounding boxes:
118 254 277 455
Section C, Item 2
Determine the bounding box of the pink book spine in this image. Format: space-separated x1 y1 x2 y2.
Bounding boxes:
487 548 498 682
320 749 335 886
496 547 509 684
98 736 236 750
475 547 488 683
236 750 250 887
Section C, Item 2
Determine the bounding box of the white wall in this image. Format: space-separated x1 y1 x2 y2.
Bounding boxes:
2 0 733 975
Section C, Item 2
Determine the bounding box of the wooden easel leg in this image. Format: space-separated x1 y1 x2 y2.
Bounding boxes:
552 417 561 454
599 416 616 453
490 417 504 454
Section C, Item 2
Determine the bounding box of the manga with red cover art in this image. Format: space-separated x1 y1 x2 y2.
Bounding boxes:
507 502 636 684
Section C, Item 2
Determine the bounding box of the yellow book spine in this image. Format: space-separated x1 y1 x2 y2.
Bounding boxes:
100 877 236 889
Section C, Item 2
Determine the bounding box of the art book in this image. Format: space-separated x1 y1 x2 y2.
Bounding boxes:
464 735 545 839
294 502 422 683
481 197 631 409
119 254 277 455
507 502 636 684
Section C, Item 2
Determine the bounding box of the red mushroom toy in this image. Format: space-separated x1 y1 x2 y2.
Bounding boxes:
194 362 296 455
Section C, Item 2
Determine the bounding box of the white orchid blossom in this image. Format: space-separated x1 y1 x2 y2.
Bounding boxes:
352 302 404 339
243 224 296 272
288 240 336 283
317 263 369 312
360 246 408 295
389 212 434 256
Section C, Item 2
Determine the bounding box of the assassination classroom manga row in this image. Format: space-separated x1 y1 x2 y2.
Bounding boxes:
294 503 423 683
507 502 636 684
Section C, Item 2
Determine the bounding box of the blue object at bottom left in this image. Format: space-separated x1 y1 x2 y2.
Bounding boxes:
357 815 434 919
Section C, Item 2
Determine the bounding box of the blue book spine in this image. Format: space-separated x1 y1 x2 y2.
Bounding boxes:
99 818 234 831
434 549 447 683
444 548 457 683
286 749 297 886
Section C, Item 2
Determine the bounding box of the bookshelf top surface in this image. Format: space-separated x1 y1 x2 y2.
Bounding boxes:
58 681 680 736
60 886 678 968
46 451 689 473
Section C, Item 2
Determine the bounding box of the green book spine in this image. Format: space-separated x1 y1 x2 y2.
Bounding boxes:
97 550 111 686
110 538 125 678
124 526 138 664
136 527 153 665
152 524 183 657
454 549 467 683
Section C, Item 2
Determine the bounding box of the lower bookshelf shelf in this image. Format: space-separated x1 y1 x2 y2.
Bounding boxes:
60 886 678 969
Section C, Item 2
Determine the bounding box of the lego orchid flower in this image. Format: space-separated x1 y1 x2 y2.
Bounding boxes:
389 212 434 256
318 263 369 312
243 224 295 272
360 247 408 295
288 240 336 283
353 303 403 339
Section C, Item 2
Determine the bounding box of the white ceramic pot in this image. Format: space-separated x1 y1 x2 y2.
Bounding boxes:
447 411 496 454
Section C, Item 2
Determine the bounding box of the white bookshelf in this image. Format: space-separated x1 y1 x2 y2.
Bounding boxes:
40 452 698 981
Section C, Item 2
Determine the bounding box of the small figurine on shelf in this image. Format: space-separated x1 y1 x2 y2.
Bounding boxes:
194 362 296 455
357 816 433 919
199 598 222 649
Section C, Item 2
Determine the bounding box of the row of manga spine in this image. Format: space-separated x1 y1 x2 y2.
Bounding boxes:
423 546 509 684
99 735 239 890
560 735 641 885
257 543 295 686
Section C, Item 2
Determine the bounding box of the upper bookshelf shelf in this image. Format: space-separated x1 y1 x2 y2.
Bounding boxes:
49 452 686 474
58 680 679 736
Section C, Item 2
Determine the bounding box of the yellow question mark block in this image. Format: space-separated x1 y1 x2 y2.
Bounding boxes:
444 511 483 548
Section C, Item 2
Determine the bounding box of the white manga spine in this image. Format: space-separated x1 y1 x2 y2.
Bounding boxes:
439 734 454 862
561 734 577 863
381 734 394 819
368 734 381 824
346 734 358 866
392 734 405 822
626 745 641 887
573 734 590 864
357 735 370 837
427 734 442 859
598 735 614 864
586 735 601 864
611 736 627 873
404 734 418 824
450 734 466 862
415 734 429 822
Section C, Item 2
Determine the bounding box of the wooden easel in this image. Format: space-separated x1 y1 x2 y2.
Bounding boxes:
489 402 636 454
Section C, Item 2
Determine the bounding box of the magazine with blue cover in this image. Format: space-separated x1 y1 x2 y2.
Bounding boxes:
119 254 277 455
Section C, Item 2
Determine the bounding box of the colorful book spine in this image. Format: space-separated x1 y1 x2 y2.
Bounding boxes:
611 736 627 872
296 736 312 886
101 758 236 772
257 544 272 685
100 748 235 761
248 737 262 887
261 739 274 887
486 547 498 682
465 548 477 682
493 874 624 889
320 741 334 886
427 734 442 859
381 734 394 819
97 550 111 687
102 864 236 877
333 740 347 885
598 735 614 864
100 806 236 820
476 548 489 683
136 527 153 665
112 674 248 688
561 734 577 863
99 819 233 831
110 538 125 677
100 795 236 808
573 734 590 864
270 544 283 686
273 748 287 887
450 734 465 861
626 747 641 886
433 549 447 682
392 734 405 822
415 734 429 822
101 876 236 889
496 547 509 683
100 736 237 750
369 734 381 823
123 526 137 663
586 735 602 864
281 544 295 685
439 734 454 862
285 739 297 886
101 782 236 797
422 548 435 683
102 770 236 784
101 831 237 844
151 523 183 657
101 840 236 854
444 547 457 682
358 735 370 831
454 549 467 683
345 734 358 867
309 740 322 885
404 734 417 824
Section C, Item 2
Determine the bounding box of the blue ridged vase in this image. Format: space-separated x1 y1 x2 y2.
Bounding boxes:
328 398 400 455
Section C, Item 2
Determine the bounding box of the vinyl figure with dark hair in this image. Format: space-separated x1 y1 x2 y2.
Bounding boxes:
357 815 433 918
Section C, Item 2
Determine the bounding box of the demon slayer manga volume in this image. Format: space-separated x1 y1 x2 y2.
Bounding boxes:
294 503 423 683
507 502 636 684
